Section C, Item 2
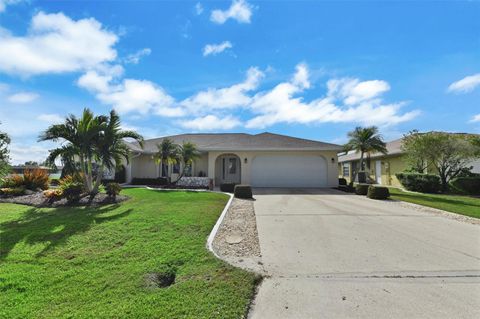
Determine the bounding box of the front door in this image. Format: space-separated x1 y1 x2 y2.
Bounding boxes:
222 156 240 183
375 160 382 184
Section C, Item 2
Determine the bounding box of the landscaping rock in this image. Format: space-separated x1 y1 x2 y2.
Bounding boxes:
0 192 129 207
226 234 244 244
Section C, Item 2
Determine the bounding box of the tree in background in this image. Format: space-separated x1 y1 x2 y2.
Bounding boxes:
0 122 11 178
155 138 180 179
401 131 477 191
172 142 200 183
343 126 387 183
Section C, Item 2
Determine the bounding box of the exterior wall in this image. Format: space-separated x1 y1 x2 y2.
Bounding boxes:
468 159 480 174
208 150 339 187
131 154 157 179
194 153 209 176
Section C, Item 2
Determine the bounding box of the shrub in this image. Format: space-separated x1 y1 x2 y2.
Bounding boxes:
449 177 480 195
106 182 122 199
367 185 390 200
338 178 347 186
131 177 169 186
23 168 50 190
220 183 236 193
1 174 24 188
114 165 126 183
234 185 253 199
59 176 84 203
396 173 441 193
0 187 25 196
43 189 63 203
338 184 355 193
355 183 370 195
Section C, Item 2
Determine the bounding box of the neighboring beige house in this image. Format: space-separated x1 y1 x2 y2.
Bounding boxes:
124 132 342 188
338 134 480 187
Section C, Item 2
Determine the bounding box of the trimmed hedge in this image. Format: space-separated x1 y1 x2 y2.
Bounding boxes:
338 178 347 186
131 177 169 186
395 173 441 193
355 183 370 195
220 183 236 193
449 177 480 195
367 185 390 200
234 185 253 199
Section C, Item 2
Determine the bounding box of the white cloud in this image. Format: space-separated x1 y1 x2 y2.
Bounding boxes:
180 67 264 112
9 143 51 165
0 0 22 13
125 48 151 64
38 113 64 124
210 0 253 24
195 2 203 15
179 115 241 131
447 73 480 94
245 63 419 129
7 92 39 103
470 114 480 123
0 11 118 76
203 41 233 56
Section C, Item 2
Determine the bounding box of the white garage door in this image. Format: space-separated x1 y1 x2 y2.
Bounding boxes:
251 155 327 188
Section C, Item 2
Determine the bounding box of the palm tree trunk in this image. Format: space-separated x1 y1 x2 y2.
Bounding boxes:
172 162 187 184
358 151 365 182
92 165 104 195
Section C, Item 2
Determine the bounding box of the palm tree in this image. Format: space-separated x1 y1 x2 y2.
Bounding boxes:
172 142 200 184
344 126 387 183
0 122 11 178
154 138 180 180
92 110 144 193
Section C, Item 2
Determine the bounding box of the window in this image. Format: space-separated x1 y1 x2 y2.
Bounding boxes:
228 158 237 174
342 163 350 177
173 163 180 174
161 163 168 177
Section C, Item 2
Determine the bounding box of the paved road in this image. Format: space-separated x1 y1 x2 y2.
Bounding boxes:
249 188 480 319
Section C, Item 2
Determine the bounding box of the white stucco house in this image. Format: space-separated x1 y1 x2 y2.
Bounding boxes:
124 132 342 188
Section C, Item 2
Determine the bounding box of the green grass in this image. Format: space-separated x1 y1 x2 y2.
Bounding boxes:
0 189 258 319
389 187 480 219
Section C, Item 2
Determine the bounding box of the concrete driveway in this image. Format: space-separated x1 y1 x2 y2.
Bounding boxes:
249 188 480 319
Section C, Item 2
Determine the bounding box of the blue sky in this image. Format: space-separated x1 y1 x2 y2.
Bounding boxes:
0 0 479 164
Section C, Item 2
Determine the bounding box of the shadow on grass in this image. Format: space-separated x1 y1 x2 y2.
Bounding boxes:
0 204 132 260
393 192 480 209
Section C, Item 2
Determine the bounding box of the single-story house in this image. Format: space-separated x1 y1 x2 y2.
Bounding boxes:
124 132 342 188
338 134 480 187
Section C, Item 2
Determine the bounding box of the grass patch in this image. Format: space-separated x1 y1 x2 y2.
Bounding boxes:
0 188 258 318
389 187 480 219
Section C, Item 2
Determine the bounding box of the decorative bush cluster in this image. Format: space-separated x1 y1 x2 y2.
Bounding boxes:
23 168 50 190
449 177 480 195
367 185 390 199
220 183 236 193
0 187 25 196
234 185 253 199
106 182 122 199
43 189 63 203
395 173 441 193
355 183 370 195
59 175 85 203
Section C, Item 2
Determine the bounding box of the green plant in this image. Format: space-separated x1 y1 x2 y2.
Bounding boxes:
234 185 253 199
220 183 236 193
59 176 84 203
367 185 390 199
449 177 480 195
105 182 122 199
1 174 24 188
0 187 25 196
396 172 441 193
355 183 370 195
23 168 50 190
43 189 63 203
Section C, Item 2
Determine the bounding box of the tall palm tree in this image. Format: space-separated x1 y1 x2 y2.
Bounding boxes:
344 126 387 183
154 138 180 179
172 142 200 184
92 110 144 193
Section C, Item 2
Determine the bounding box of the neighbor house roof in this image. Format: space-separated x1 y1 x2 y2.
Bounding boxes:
126 132 343 154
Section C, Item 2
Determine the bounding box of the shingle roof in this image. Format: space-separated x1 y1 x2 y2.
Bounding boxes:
127 132 343 153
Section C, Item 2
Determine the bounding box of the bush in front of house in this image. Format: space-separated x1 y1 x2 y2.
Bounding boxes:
220 183 236 193
0 187 26 196
395 172 441 193
106 182 122 199
23 168 50 190
367 185 390 199
234 185 253 199
338 178 347 186
1 174 24 188
355 183 370 195
43 189 63 203
449 176 480 195
131 177 169 186
59 176 84 203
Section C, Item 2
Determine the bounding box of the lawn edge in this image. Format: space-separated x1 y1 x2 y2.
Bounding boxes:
206 192 235 258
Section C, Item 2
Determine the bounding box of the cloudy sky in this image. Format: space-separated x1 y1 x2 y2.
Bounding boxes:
0 0 479 164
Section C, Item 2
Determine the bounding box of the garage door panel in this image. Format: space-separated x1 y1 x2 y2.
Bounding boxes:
251 155 327 187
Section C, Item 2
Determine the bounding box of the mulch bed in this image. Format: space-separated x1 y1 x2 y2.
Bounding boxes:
0 192 129 208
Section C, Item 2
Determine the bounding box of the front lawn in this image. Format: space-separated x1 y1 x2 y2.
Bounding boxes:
0 189 258 318
389 187 480 219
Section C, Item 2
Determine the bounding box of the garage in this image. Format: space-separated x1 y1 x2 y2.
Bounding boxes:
251 155 327 188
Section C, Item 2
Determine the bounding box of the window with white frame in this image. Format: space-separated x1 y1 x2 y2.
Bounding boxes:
342 163 350 177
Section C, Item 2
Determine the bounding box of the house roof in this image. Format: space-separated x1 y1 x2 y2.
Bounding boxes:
126 132 343 154
338 131 480 163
